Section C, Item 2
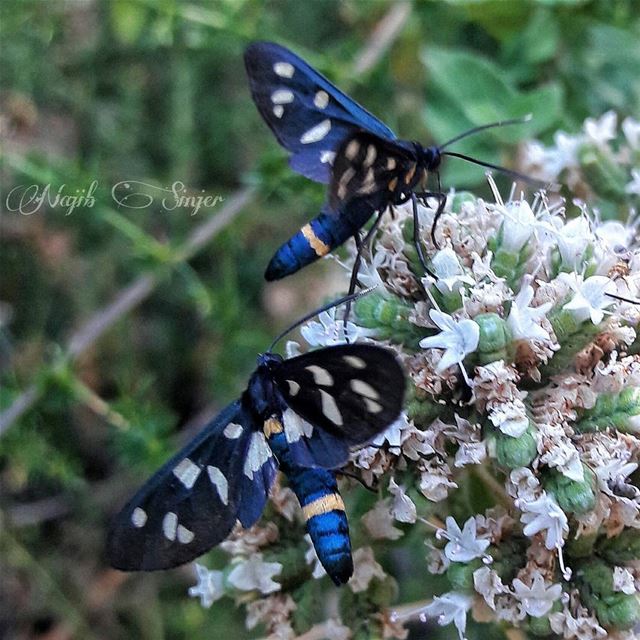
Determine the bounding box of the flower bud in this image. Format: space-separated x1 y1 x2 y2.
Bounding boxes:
579 144 629 204
575 388 640 434
446 558 483 591
592 593 640 630
486 422 537 469
598 528 640 564
543 465 596 515
475 313 512 366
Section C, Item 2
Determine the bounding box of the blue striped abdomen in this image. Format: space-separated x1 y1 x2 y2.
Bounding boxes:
265 203 375 281
266 428 353 585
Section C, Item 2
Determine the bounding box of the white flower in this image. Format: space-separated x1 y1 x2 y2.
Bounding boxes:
622 116 640 149
429 248 475 295
488 400 530 437
499 201 537 252
188 563 225 608
512 571 562 617
473 567 508 610
422 592 473 640
560 273 617 324
227 554 282 594
420 310 480 373
361 499 403 540
595 220 635 253
594 459 638 496
357 252 389 295
301 308 375 347
519 492 568 551
555 216 593 270
507 280 552 342
625 168 640 196
440 516 490 563
612 567 636 594
388 477 417 523
584 110 617 146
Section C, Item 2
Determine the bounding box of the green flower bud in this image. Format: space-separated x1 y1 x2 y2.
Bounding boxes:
598 528 640 564
446 558 483 591
450 191 477 210
486 422 537 469
405 387 445 428
575 388 640 434
488 222 532 289
353 291 429 348
593 593 640 630
475 313 512 366
566 532 598 559
579 144 629 205
527 600 563 636
543 465 596 515
579 559 615 597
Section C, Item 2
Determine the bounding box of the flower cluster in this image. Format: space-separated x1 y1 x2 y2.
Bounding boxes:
189 114 640 639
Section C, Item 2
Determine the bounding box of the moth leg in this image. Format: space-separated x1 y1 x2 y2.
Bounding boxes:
343 211 385 341
411 193 438 278
335 469 378 493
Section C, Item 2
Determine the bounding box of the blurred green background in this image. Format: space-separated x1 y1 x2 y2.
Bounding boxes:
0 1 638 638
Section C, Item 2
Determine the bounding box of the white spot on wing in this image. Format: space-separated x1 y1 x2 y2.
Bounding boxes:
207 465 229 505
387 157 397 170
271 89 294 104
305 364 334 386
300 119 331 144
273 105 284 118
273 61 295 78
282 408 314 443
224 422 243 439
350 379 380 400
345 139 360 160
343 355 366 369
319 389 343 425
364 144 377 167
320 150 336 165
243 432 272 480
364 398 384 414
163 512 178 541
314 90 329 109
172 458 201 489
287 379 300 396
131 507 147 528
177 525 194 544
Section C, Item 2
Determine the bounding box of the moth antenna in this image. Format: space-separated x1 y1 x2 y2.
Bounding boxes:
605 292 640 305
268 286 377 351
441 151 554 189
439 114 532 150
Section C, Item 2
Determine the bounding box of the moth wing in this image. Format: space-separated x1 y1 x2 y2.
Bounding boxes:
245 42 396 184
274 344 405 447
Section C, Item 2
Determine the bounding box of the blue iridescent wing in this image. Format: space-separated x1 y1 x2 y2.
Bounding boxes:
273 344 405 449
107 400 277 571
244 41 397 184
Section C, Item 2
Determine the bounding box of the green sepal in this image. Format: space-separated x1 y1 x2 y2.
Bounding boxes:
542 464 596 515
486 421 537 469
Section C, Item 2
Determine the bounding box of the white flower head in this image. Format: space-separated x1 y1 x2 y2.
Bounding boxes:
422 592 473 640
227 554 282 594
622 116 640 149
584 110 617 146
188 563 225 608
507 279 552 342
301 307 376 347
488 400 530 437
512 571 563 617
519 492 568 551
440 516 490 563
560 273 617 324
428 247 475 295
420 310 480 373
500 200 537 252
388 477 417 523
594 459 638 496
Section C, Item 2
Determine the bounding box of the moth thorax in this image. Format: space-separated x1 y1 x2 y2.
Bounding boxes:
415 143 442 172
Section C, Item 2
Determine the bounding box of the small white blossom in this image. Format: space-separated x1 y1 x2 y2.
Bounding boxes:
622 116 640 149
507 280 552 342
625 168 640 196
556 216 593 271
428 248 475 295
473 567 508 610
584 110 617 146
512 571 563 617
594 459 638 496
440 516 490 563
361 499 403 540
227 554 282 594
188 563 225 608
499 201 537 252
420 310 479 373
560 273 617 324
612 567 636 594
595 220 636 253
388 477 417 523
489 400 530 437
301 308 375 347
422 592 473 640
519 492 568 551
349 547 386 593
